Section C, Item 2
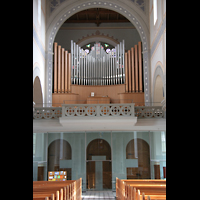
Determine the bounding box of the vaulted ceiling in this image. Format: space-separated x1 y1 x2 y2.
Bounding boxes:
64 8 130 26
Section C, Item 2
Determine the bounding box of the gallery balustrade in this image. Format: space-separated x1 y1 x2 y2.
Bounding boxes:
33 101 165 119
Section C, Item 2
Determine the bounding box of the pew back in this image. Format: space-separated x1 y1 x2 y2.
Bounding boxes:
33 178 82 200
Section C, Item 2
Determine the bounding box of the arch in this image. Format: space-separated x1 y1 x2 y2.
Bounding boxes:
152 64 165 105
33 76 43 107
33 63 40 84
126 138 150 179
87 138 111 160
76 34 120 47
46 0 150 106
48 139 72 179
86 138 112 189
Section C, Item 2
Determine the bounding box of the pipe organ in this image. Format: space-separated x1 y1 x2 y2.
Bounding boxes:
53 40 144 105
70 40 125 86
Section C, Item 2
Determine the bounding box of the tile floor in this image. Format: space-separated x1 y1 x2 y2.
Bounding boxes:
82 191 116 200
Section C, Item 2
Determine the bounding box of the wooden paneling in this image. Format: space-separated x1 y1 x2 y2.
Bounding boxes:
71 84 125 104
119 92 144 106
87 97 110 104
52 93 79 106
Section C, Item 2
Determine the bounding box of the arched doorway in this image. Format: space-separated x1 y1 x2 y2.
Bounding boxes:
86 138 112 190
48 139 72 180
126 138 150 179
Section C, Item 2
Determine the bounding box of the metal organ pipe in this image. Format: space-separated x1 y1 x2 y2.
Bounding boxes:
54 42 58 93
70 40 125 86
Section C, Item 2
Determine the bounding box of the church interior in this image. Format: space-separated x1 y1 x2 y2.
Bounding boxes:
33 0 166 198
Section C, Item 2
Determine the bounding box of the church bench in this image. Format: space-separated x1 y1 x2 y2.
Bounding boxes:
121 179 166 185
125 184 166 195
116 178 166 200
33 178 82 200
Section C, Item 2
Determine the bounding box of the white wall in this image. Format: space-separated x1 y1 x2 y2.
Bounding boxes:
33 0 46 106
149 0 166 104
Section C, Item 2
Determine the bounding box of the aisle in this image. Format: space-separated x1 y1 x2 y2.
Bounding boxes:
82 191 116 199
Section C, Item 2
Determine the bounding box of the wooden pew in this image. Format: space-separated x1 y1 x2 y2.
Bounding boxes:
33 178 82 200
116 178 166 200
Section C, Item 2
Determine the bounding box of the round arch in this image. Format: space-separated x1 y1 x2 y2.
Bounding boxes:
48 139 72 177
46 0 150 106
87 138 111 160
152 64 165 105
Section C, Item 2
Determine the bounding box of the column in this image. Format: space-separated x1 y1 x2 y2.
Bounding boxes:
134 44 138 92
65 51 68 93
138 41 143 92
54 42 58 93
58 45 61 93
125 52 128 92
61 48 65 93
131 47 135 92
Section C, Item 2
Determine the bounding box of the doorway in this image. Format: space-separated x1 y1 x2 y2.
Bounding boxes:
86 139 112 190
48 139 72 180
126 138 150 179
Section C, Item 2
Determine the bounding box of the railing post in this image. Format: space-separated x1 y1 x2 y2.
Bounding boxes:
130 103 135 116
62 104 65 117
96 104 100 116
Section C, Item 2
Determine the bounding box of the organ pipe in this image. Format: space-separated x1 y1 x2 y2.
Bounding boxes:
125 52 128 92
138 41 143 92
134 44 138 92
68 53 71 92
131 47 135 92
65 50 68 93
58 45 61 93
61 48 65 93
54 42 57 93
128 50 131 93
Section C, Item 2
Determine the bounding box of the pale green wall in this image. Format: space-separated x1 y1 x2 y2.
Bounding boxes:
33 131 166 190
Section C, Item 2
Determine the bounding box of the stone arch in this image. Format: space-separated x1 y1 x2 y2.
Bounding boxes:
152 64 165 105
46 0 150 106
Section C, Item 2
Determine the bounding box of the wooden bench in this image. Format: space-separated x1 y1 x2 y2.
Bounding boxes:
33 178 82 200
116 178 166 200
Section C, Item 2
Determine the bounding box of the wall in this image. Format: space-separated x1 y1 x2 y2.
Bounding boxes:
149 0 166 105
33 0 46 106
54 22 141 51
33 131 166 189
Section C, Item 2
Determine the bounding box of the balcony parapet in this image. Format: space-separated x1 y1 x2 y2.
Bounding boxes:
33 104 164 120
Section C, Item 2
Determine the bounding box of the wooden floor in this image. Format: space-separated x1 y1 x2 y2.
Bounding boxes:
82 191 115 199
